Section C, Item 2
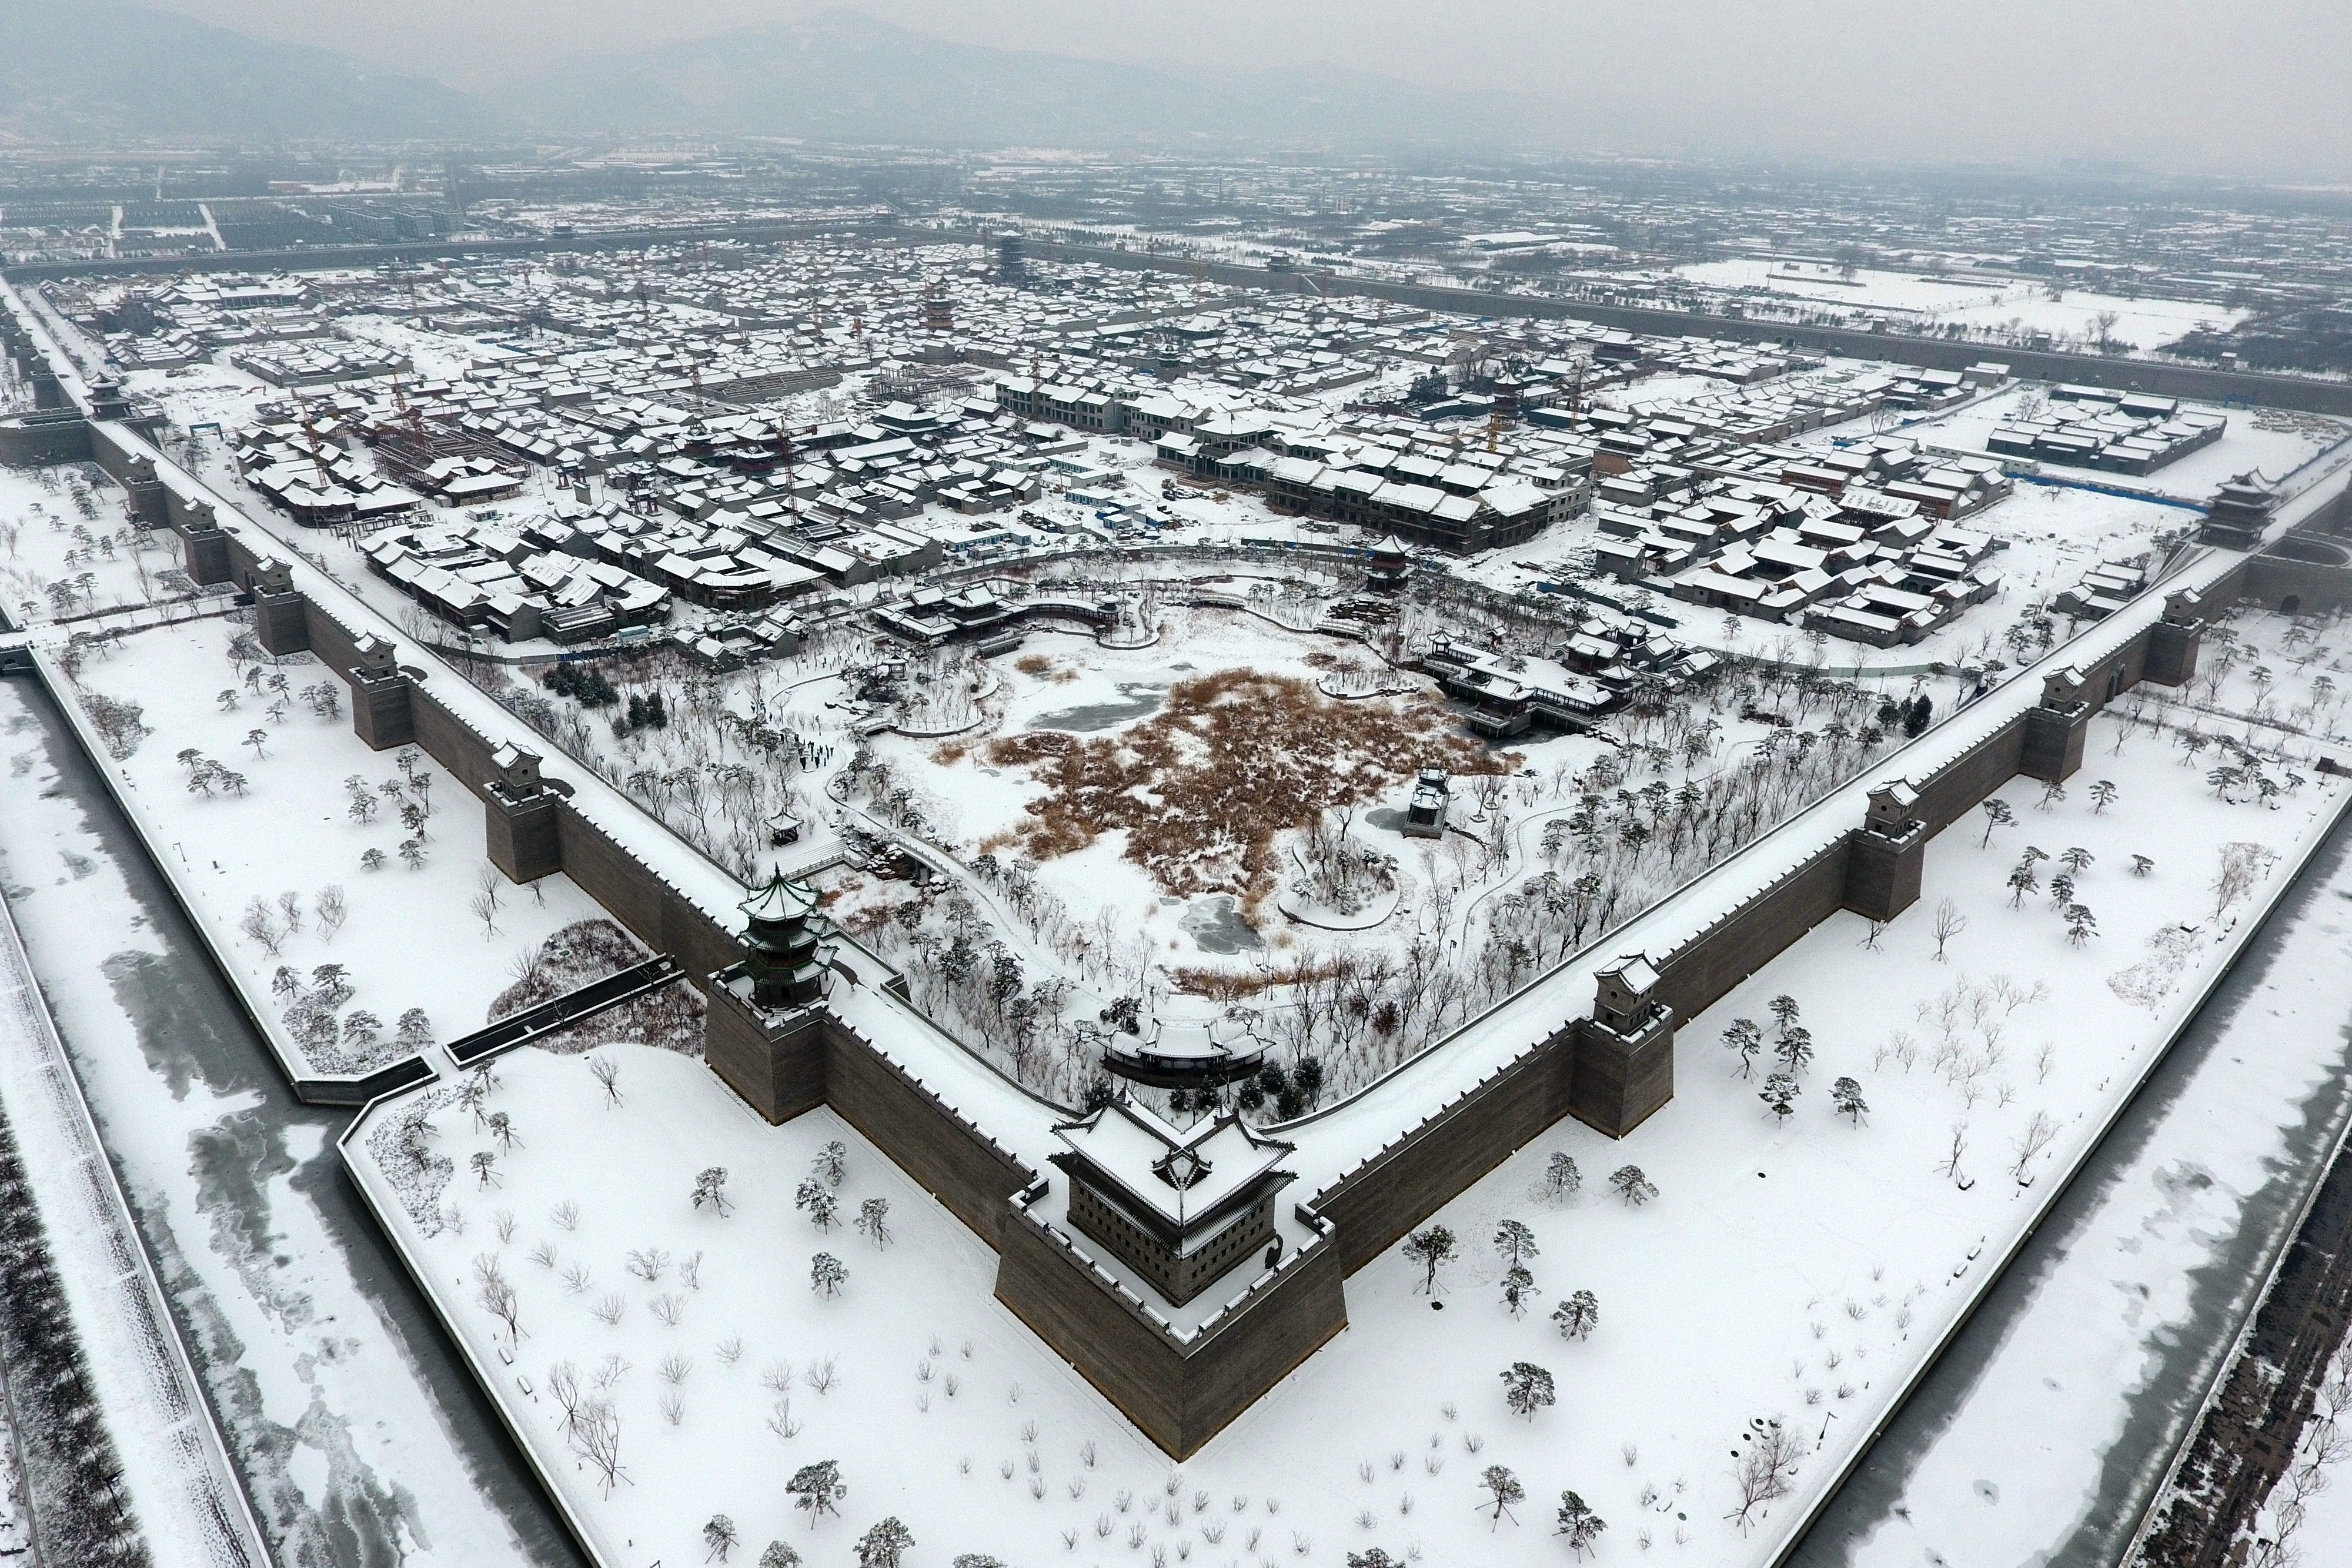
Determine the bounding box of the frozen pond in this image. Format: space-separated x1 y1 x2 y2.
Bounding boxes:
0 674 583 1568
1029 681 1165 732
1180 893 1262 954
1792 808 2352 1566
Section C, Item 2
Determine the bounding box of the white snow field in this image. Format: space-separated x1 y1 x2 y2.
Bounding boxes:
1668 260 2247 351
348 696 2348 1568
56 621 613 1074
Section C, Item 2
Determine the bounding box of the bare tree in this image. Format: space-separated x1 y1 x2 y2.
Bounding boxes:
2210 841 2279 924
315 882 348 942
1931 898 1967 962
572 1398 628 1496
475 1255 523 1344
1936 1123 1973 1190
588 1054 623 1106
546 1360 583 1436
1726 1418 1802 1532
2010 1111 2060 1185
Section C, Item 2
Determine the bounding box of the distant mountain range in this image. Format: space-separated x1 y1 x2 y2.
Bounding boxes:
0 2 1522 151
0 0 509 143
509 9 1525 150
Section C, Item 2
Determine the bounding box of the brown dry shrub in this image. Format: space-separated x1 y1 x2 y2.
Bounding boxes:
1170 955 1355 1001
981 668 1511 905
1015 653 1054 676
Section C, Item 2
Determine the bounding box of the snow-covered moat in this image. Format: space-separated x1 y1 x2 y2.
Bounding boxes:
1795 807 2352 1566
0 673 583 1568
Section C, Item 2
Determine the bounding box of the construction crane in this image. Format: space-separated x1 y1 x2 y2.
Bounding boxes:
389 372 427 449
291 392 335 493
774 423 799 518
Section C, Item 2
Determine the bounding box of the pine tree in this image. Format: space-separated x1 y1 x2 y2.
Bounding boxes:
1401 1225 1457 1294
1480 1465 1526 1528
1542 1152 1581 1202
1500 1362 1556 1420
854 1516 914 1568
796 1178 840 1231
1608 1166 1656 1206
1759 1072 1800 1122
1722 1017 1763 1078
1501 1265 1538 1317
1552 1289 1599 1340
1492 1218 1538 1271
1556 1492 1608 1559
1830 1076 1867 1123
1773 1026 1813 1075
810 1253 848 1296
787 1460 846 1524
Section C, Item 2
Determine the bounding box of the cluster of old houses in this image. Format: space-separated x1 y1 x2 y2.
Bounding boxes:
1589 447 2009 648
230 419 426 526
358 492 953 646
1984 385 2226 476
362 513 673 644
994 372 1591 553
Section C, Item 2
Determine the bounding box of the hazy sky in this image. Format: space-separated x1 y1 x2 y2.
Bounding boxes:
153 0 2352 175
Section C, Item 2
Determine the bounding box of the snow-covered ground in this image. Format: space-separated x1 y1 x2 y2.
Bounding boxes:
0 675 566 1568
1668 260 2246 352
0 459 211 626
59 619 614 1072
1827 803 2352 1567
349 696 2348 1568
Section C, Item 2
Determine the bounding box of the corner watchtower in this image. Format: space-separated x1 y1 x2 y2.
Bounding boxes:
1049 1098 1294 1306
2200 472 2277 550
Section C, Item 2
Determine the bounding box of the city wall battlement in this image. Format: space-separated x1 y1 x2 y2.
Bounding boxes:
25 396 2352 1460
